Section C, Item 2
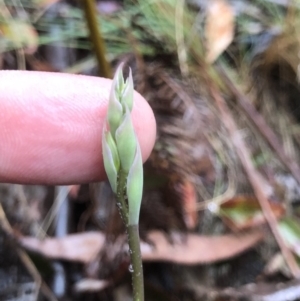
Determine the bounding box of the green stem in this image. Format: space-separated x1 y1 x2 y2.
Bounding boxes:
81 0 112 78
116 170 144 301
127 224 144 301
116 170 129 225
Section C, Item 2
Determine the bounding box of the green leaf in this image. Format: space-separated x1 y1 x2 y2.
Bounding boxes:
218 195 284 230
127 145 143 225
115 106 137 173
102 127 119 192
279 217 300 257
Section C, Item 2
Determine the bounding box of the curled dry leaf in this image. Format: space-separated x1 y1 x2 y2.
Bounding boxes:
19 230 264 265
179 179 198 230
205 0 235 63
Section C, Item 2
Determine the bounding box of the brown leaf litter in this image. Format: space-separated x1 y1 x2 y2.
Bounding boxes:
19 229 264 265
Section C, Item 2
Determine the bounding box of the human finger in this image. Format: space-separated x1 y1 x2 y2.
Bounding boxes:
0 71 156 185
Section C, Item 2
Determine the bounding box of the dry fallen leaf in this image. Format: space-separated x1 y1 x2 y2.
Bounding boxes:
264 252 291 278
20 232 105 263
219 195 285 231
20 230 264 265
73 279 109 293
142 230 263 264
205 0 235 63
180 180 198 230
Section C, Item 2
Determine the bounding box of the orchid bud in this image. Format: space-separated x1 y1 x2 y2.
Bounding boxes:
107 85 123 138
115 63 125 96
120 68 133 111
115 106 137 173
105 128 120 171
102 126 119 192
127 145 143 225
103 63 144 227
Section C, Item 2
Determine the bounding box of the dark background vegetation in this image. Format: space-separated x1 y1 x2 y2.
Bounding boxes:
2 0 300 300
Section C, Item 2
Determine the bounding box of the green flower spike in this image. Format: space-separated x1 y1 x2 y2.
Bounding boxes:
103 64 145 301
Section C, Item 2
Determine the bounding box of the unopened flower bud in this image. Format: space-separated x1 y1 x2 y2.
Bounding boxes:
115 63 125 96
120 68 133 111
103 63 144 226
107 78 123 137
115 106 137 173
102 126 119 192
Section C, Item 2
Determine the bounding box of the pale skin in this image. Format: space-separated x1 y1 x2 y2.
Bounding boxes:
0 71 156 185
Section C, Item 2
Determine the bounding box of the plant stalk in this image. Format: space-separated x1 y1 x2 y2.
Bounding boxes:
81 0 112 78
127 224 144 301
116 170 129 225
116 171 144 301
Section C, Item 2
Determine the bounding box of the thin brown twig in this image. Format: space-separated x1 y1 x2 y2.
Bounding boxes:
217 65 300 186
81 0 112 78
208 79 300 278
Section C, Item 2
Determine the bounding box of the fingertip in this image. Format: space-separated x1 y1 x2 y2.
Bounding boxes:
0 71 156 184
